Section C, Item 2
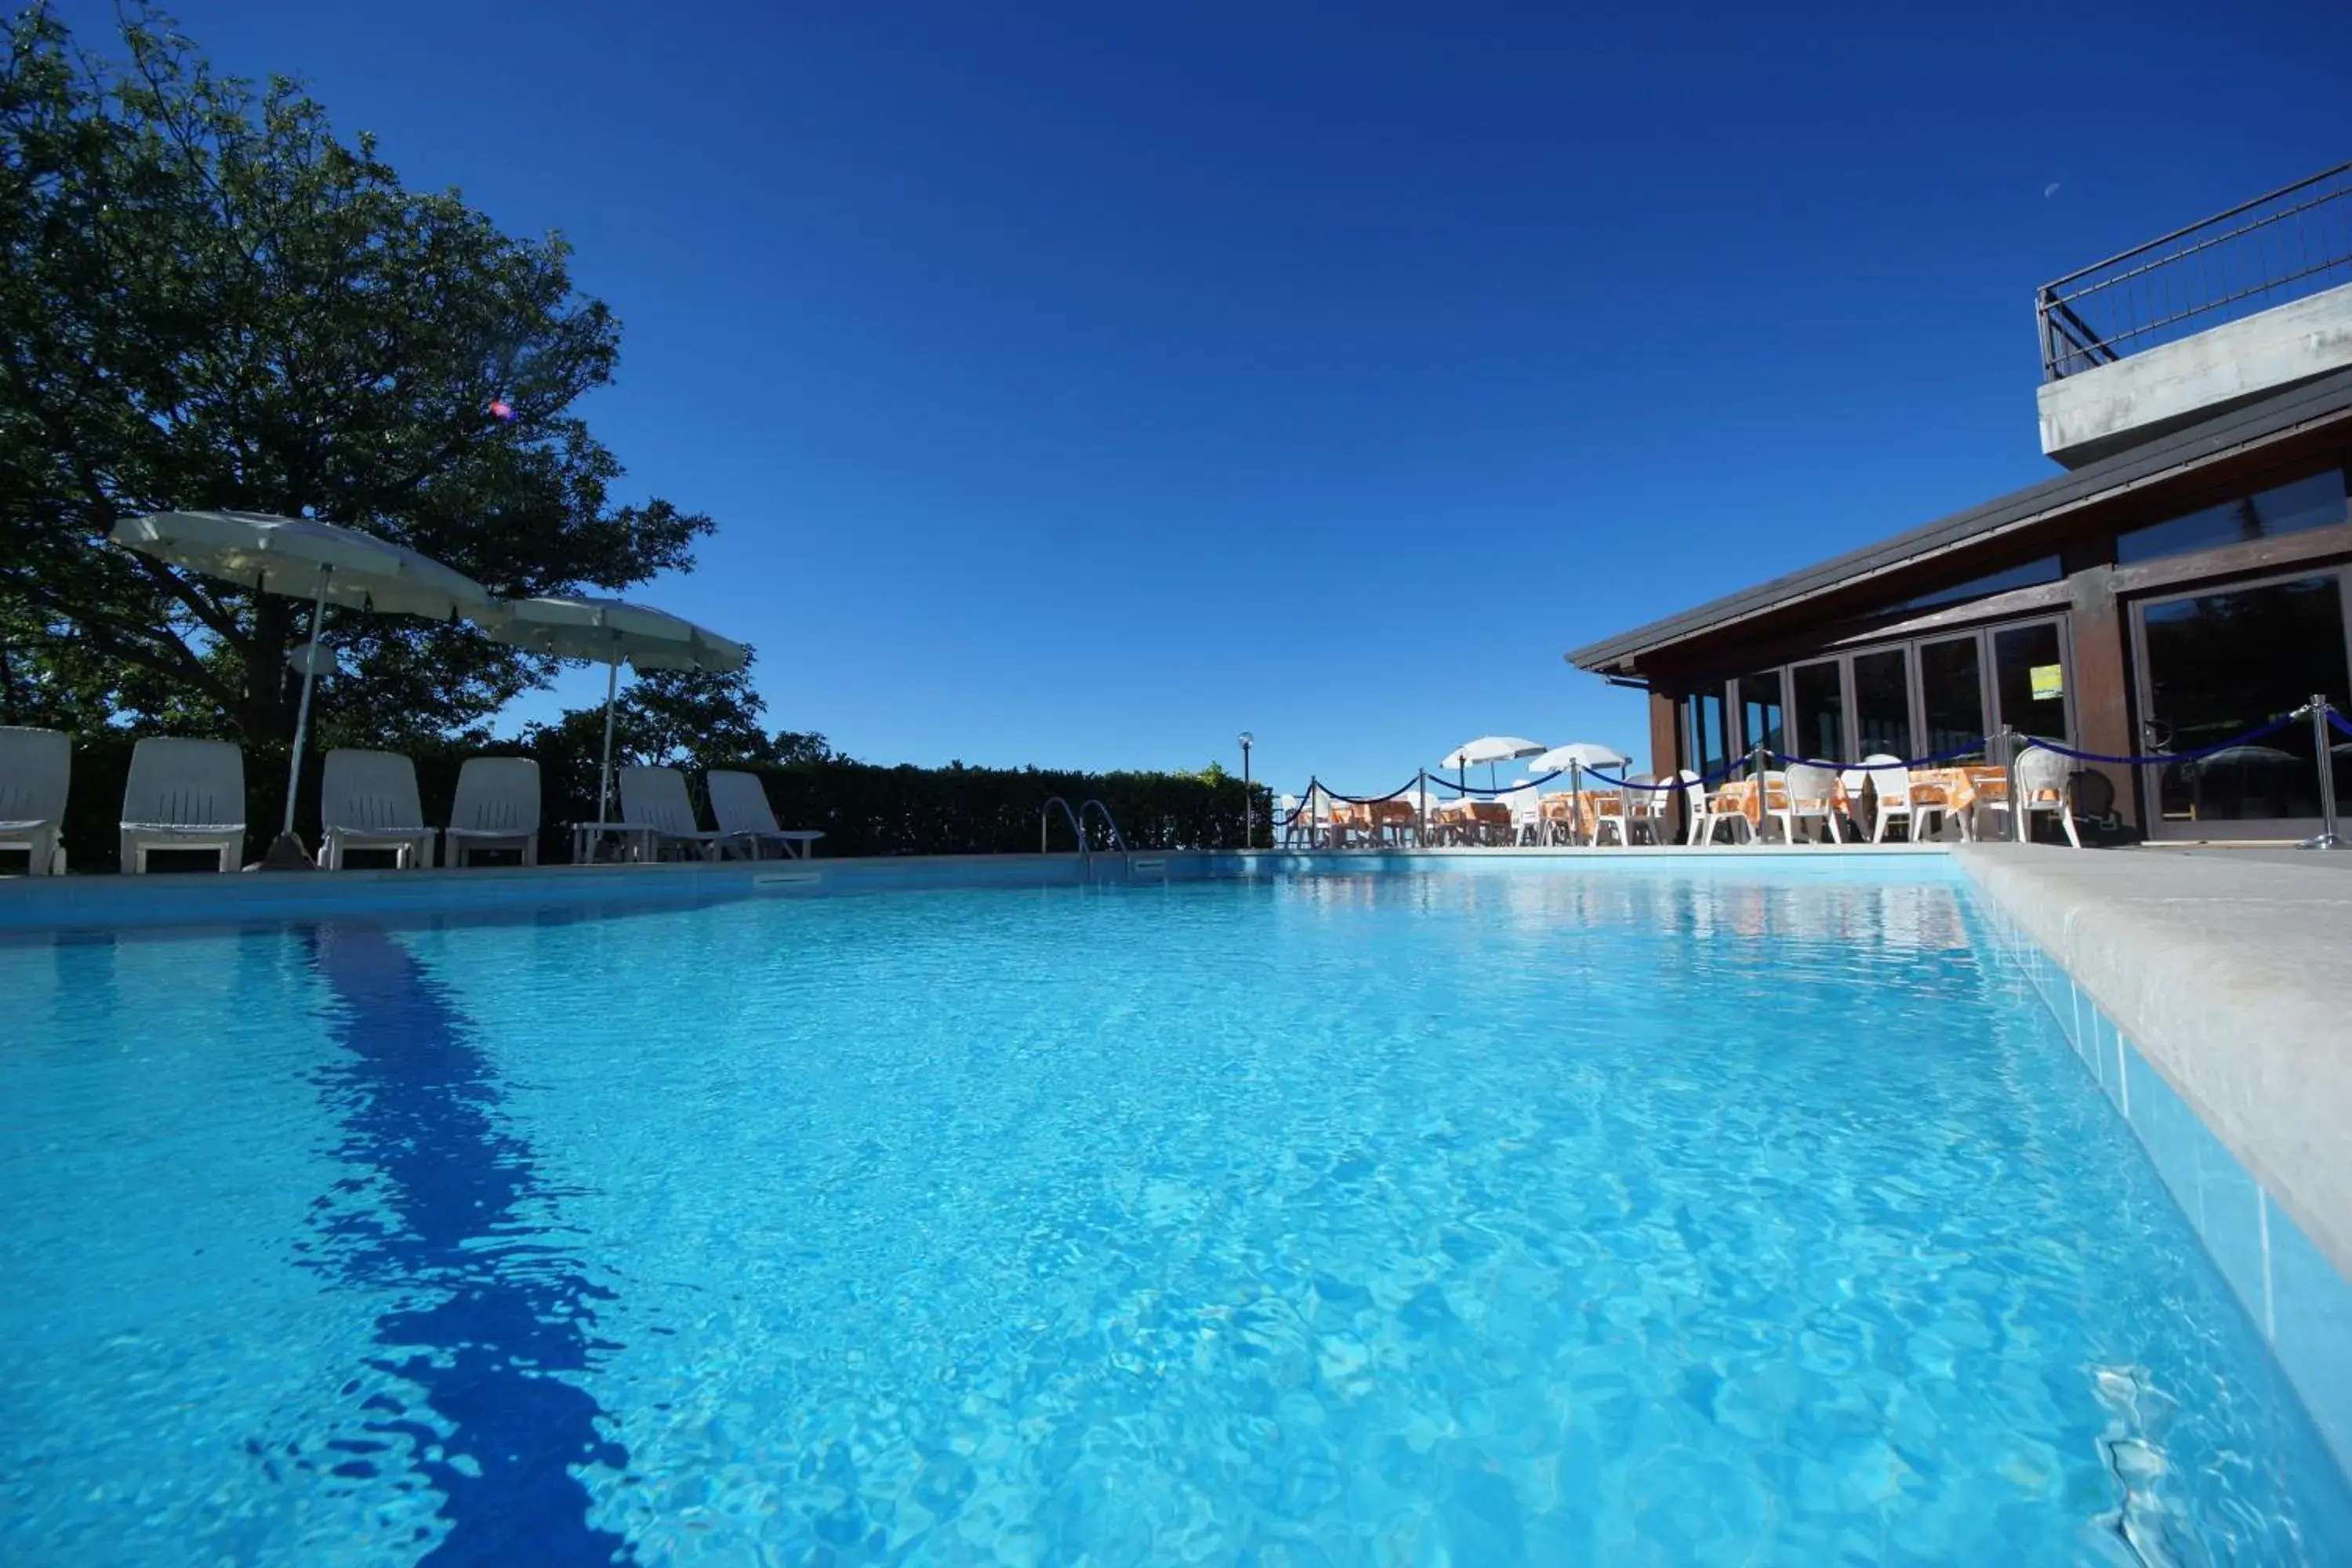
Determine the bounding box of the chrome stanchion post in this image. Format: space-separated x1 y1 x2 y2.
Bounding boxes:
2000 724 2023 843
1750 742 1770 843
1238 731 1254 850
1417 768 1428 848
2301 695 2339 851
1568 758 1583 847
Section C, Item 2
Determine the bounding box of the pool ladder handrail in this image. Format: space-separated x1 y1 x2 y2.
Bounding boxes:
1039 796 1138 880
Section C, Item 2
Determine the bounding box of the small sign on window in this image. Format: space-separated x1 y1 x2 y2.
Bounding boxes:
2029 663 2064 700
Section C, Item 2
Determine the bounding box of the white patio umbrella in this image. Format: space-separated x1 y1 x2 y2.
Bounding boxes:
1529 742 1632 846
1528 742 1630 775
477 595 749 826
111 510 492 862
1440 735 1546 791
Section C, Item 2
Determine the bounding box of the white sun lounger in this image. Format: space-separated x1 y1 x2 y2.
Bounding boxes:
0 725 71 874
120 737 246 873
606 765 723 862
319 749 437 869
443 757 541 866
706 770 823 860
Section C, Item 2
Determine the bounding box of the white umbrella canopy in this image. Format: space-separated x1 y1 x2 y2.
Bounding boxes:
1440 735 1545 790
479 595 750 673
110 510 493 862
477 596 750 827
1530 742 1631 774
111 510 490 619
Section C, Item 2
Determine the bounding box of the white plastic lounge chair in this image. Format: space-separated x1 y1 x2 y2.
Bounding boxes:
707 769 823 860
0 726 70 874
615 765 723 862
319 750 437 870
1776 763 1844 844
443 757 541 866
119 737 245 873
2012 746 2082 848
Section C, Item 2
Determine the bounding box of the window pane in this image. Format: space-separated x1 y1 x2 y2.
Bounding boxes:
2141 575 2350 823
1853 649 1911 759
1992 622 2068 743
1688 691 1727 779
2116 469 2347 566
1791 662 1845 762
1893 555 2062 612
1918 637 1987 760
1736 671 1785 757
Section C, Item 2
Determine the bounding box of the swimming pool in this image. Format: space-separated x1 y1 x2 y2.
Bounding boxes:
3 863 2347 1564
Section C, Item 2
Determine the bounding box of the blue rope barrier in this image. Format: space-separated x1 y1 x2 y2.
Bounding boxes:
2331 706 2352 742
2020 714 2298 768
1766 739 1993 771
1425 770 1566 798
1314 777 1428 806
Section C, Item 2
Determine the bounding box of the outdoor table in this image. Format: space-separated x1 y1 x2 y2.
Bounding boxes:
1540 791 1602 843
1712 776 1855 839
1905 766 2010 839
1359 797 1417 844
1437 799 1510 844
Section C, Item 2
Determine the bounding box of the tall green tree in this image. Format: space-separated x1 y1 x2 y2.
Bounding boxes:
0 3 713 746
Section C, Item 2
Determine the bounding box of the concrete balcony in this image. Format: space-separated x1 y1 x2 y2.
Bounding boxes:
2037 162 2352 469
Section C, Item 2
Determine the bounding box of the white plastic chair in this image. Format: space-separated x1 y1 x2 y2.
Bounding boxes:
2013 746 2082 848
0 726 70 875
615 765 722 861
119 737 245 873
320 750 437 869
1860 756 1917 844
1775 763 1843 844
1685 771 1750 845
443 757 541 866
1584 787 1631 847
1505 786 1545 846
1621 775 1670 846
708 769 823 860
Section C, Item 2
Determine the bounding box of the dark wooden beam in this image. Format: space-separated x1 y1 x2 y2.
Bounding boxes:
2064 566 2140 829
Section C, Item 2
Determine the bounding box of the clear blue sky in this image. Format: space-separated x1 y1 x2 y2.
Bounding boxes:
66 0 2352 791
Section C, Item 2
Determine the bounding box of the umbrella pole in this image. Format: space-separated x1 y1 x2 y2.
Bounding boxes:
596 655 622 828
278 567 332 845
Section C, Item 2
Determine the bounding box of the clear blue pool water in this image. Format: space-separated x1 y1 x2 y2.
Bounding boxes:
2 864 2347 1566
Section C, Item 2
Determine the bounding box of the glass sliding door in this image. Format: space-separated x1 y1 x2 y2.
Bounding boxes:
1789 661 1846 763
1688 690 1728 781
1852 649 1912 760
1917 636 1988 760
2134 571 2351 837
1991 620 2071 745
1736 670 1786 760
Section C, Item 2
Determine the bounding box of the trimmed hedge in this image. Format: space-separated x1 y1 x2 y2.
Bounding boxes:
47 731 1274 870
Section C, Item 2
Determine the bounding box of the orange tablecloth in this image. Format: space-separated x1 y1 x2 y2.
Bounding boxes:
1539 792 1605 837
1713 776 1854 828
1904 766 2009 815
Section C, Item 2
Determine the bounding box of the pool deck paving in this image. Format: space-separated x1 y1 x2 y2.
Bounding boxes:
1957 843 2352 1279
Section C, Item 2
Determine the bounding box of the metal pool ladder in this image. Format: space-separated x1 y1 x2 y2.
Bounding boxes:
1040 797 1160 882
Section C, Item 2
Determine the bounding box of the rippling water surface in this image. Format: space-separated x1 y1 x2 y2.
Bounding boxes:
3 864 2347 1565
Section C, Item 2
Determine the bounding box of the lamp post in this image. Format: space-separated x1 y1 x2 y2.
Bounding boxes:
1239 731 1255 849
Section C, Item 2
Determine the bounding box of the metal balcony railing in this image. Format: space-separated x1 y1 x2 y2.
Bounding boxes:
2037 162 2352 382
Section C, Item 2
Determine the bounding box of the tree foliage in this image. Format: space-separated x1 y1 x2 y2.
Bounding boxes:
524 659 833 775
0 3 719 745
